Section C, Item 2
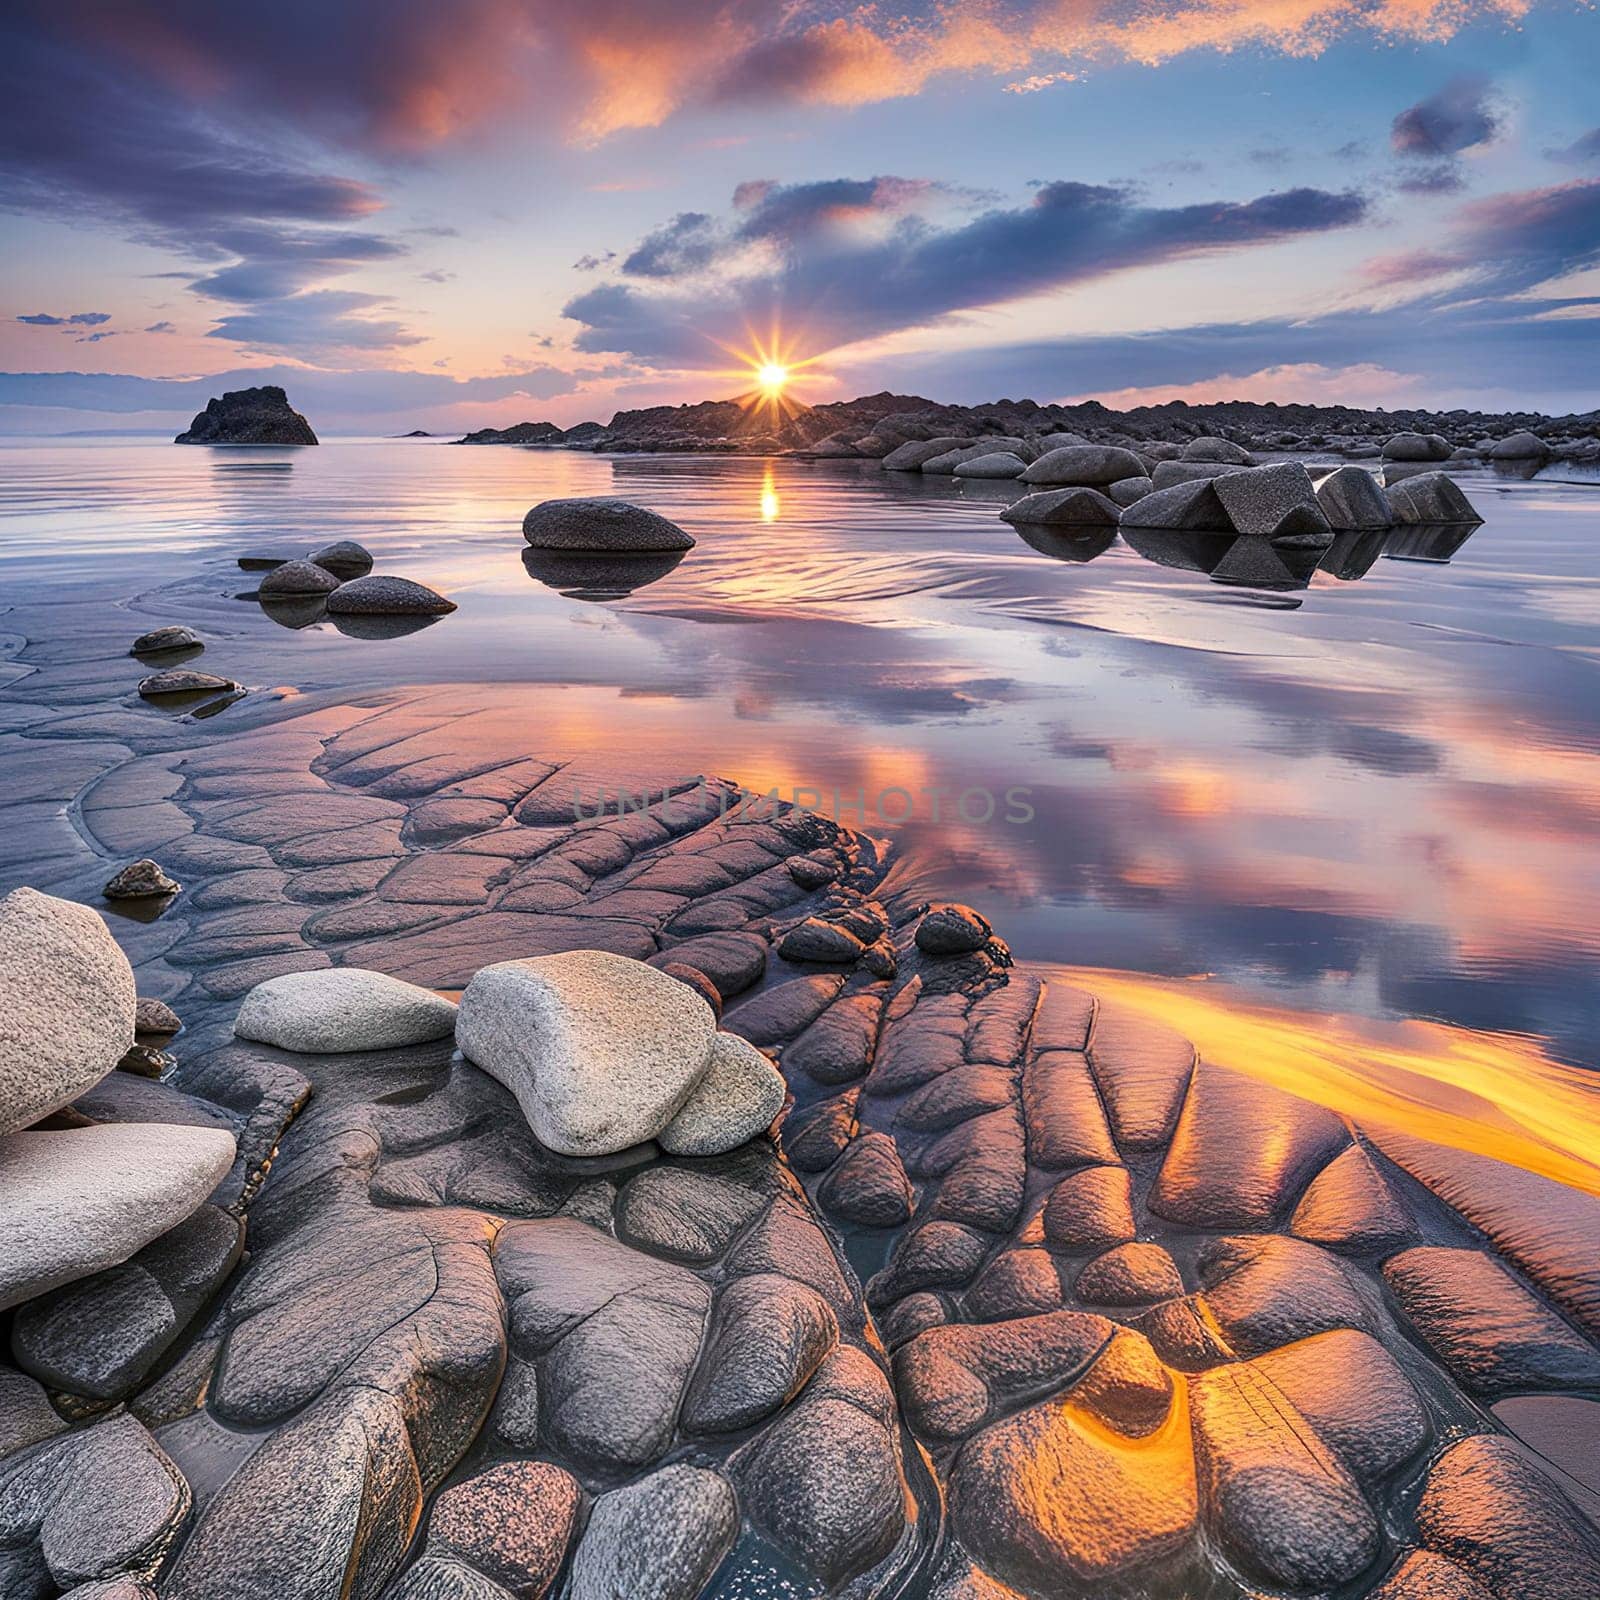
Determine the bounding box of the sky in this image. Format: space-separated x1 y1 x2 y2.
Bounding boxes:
1 0 1596 433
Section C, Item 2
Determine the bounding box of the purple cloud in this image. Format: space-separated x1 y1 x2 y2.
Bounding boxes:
1392 77 1503 157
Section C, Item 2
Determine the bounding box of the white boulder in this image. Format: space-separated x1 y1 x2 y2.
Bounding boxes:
1 887 136 1136
235 967 458 1052
658 1033 787 1157
0 1122 236 1310
457 950 716 1156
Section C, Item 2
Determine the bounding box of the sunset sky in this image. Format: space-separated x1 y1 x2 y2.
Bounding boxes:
2 0 1596 433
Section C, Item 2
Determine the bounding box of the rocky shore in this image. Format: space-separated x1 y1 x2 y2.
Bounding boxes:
1 629 1599 1598
174 387 317 447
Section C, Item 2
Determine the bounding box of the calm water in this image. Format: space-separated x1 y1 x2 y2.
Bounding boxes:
4 437 1599 1081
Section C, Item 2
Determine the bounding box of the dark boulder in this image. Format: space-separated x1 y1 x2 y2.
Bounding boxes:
175 386 317 445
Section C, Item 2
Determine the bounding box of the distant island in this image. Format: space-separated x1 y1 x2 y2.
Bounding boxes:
175 386 318 446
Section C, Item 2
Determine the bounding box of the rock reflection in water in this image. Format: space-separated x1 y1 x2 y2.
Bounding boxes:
1010 524 1119 564
1383 522 1482 564
521 545 688 601
258 595 328 631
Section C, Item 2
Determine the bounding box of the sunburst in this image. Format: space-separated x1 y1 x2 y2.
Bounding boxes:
708 325 822 422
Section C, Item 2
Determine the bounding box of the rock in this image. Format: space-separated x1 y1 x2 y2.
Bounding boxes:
0 1412 190 1590
1386 472 1483 524
683 1273 838 1433
657 1031 786 1156
881 437 968 470
1315 465 1393 530
1021 445 1146 486
1041 1165 1136 1249
1490 430 1550 461
915 903 993 956
656 960 722 1017
308 540 374 578
1207 538 1305 588
234 967 458 1052
457 950 715 1156
1151 460 1244 488
0 1122 236 1310
425 1461 580 1597
116 1044 173 1077
129 626 202 656
1076 1243 1185 1305
133 997 181 1037
1211 463 1332 541
616 1165 765 1263
325 575 457 615
522 498 695 552
164 1385 418 1599
953 452 1027 479
1183 437 1254 464
137 669 237 699
1000 487 1121 527
1382 431 1451 462
1 886 136 1135
258 559 341 597
11 1204 243 1400
175 385 317 445
920 446 986 474
569 1465 737 1600
778 917 865 964
818 1131 913 1226
104 859 180 900
1108 476 1153 507
0 1368 67 1458
1119 479 1232 531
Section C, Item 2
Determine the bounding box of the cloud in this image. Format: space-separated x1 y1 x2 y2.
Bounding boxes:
1396 163 1468 196
1548 127 1600 164
1391 76 1503 157
144 321 177 333
204 290 425 354
16 311 111 326
564 177 1369 361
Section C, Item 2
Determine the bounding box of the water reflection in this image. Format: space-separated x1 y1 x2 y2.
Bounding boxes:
520 546 687 601
760 464 781 524
1011 524 1118 564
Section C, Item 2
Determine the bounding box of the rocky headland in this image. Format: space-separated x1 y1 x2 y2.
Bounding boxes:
174 386 318 447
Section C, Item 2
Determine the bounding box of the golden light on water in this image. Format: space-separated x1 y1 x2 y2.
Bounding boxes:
760 464 781 522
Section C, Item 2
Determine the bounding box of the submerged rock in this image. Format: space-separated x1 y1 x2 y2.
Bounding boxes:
128 625 202 656
235 967 459 1052
175 385 317 445
104 859 181 900
0 1121 236 1309
457 949 716 1156
137 669 237 699
1 886 136 1135
523 498 696 552
326 575 457 615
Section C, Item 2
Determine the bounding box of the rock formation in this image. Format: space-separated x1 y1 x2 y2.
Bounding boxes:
174 386 317 446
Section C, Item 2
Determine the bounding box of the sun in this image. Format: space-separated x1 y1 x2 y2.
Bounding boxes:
705 325 824 421
756 361 789 398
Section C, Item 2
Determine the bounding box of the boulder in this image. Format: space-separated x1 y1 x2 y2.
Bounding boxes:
1152 460 1243 489
916 904 993 956
175 385 317 445
1183 437 1254 465
1315 465 1393 530
457 950 716 1156
1386 473 1483 525
1120 479 1233 532
1 887 136 1135
425 1461 580 1596
1021 445 1145 486
1382 432 1451 462
569 1465 737 1600
134 997 181 1037
308 540 375 579
326 576 457 615
1490 431 1550 462
954 452 1027 479
657 1031 786 1156
1211 463 1332 542
523 498 695 552
103 860 180 900
1108 476 1153 507
128 626 202 656
258 560 340 597
1000 488 1120 528
235 967 459 1052
881 437 968 471
920 445 988 474
0 1122 236 1310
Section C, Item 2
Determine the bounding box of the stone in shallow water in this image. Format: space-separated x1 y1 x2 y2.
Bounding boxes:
308 539 374 578
12 1203 243 1401
953 451 1027 479
129 624 203 656
1212 462 1332 541
137 669 237 699
1315 464 1393 529
104 859 181 899
134 997 181 1037
426 1461 580 1597
1001 486 1122 527
522 497 695 552
1383 1245 1600 1394
616 1164 765 1262
1084 1002 1194 1153
326 575 457 615
457 950 715 1157
1184 436 1254 464
1 885 136 1135
568 1464 737 1600
258 559 340 597
234 967 458 1053
1386 471 1482 525
1197 1234 1375 1357
1118 478 1233 532
0 1122 235 1311
1382 431 1451 461
777 917 865 963
683 1271 838 1434
657 1031 786 1156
